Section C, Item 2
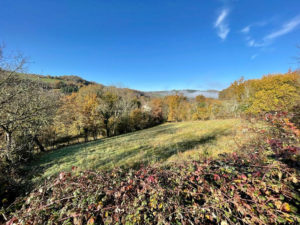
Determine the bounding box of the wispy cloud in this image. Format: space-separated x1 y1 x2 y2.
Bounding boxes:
251 54 258 60
247 39 264 47
241 20 269 34
241 15 300 49
214 8 230 40
264 15 300 41
241 26 250 34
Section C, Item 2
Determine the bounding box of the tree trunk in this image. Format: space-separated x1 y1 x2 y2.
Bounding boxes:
105 120 110 137
4 131 14 162
106 126 110 137
33 136 45 152
6 131 12 151
83 128 88 142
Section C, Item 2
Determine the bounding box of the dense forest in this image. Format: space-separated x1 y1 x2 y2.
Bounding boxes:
0 48 299 224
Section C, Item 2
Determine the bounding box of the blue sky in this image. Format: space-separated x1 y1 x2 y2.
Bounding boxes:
0 0 299 91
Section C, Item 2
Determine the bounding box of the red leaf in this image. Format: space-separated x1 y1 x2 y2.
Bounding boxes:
213 174 220 181
241 174 247 181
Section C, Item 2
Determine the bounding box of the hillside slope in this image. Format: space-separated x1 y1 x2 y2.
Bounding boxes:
29 119 256 183
16 72 93 85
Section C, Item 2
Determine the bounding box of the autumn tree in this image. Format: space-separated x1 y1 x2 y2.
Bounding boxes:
165 94 190 122
54 92 81 143
246 73 299 114
111 88 141 135
150 98 166 123
96 87 122 137
192 95 212 120
219 72 300 116
75 85 102 141
53 85 165 142
195 95 206 105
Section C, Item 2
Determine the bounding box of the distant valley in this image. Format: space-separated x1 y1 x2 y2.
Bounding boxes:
144 89 219 99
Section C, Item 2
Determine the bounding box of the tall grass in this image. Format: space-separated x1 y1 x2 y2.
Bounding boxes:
28 119 257 183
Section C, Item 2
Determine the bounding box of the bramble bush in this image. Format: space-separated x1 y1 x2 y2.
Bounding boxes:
264 112 300 165
5 112 300 225
5 158 299 224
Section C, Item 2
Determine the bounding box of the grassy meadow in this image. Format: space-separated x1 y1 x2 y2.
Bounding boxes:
29 119 258 182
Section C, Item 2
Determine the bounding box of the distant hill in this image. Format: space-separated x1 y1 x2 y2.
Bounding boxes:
15 72 219 98
16 73 94 86
144 89 219 99
14 72 96 93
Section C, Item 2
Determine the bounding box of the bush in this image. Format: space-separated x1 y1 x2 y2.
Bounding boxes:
264 112 300 165
6 156 300 224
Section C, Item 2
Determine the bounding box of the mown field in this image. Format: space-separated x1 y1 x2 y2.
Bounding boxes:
29 119 258 183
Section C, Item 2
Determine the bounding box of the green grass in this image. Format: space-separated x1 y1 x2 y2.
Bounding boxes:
29 119 257 183
17 73 61 84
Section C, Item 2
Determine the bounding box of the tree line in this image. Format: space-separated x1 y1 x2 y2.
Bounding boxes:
1 55 299 168
219 72 300 118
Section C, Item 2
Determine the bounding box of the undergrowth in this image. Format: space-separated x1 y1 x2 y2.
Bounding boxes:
4 113 300 225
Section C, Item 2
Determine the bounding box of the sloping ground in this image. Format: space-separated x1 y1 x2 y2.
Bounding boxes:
28 119 256 183
16 72 92 85
8 117 300 224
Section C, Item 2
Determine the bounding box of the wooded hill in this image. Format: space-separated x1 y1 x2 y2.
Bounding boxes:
15 72 219 99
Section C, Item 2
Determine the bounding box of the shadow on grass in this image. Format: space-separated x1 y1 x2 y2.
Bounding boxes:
26 125 231 185
29 139 103 166
147 127 231 163
107 123 181 142
120 127 232 169
29 123 180 168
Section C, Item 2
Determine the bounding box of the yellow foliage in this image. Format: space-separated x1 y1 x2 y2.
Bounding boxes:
165 94 191 122
219 72 300 114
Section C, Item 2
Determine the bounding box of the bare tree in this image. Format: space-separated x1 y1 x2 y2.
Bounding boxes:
0 47 59 163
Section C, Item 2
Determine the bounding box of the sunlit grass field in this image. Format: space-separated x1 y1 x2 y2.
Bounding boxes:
29 119 257 182
17 73 61 83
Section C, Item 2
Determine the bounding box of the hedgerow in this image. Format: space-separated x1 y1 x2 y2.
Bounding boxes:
5 113 300 224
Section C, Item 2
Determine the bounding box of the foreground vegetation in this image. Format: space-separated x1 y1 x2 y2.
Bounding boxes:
28 119 255 183
6 113 300 224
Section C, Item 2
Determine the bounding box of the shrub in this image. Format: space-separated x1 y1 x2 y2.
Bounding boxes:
6 157 299 224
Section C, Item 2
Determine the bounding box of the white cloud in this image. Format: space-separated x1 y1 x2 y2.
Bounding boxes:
214 8 230 40
241 20 269 35
247 39 265 47
251 54 258 60
215 9 228 27
241 26 250 34
264 15 300 40
241 16 300 48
